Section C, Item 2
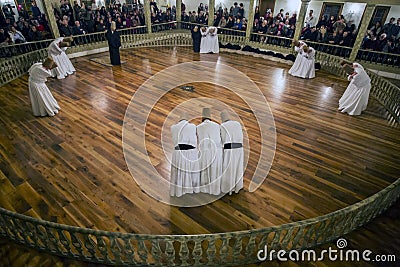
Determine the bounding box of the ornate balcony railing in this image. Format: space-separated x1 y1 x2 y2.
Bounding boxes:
0 39 53 58
357 49 400 67
1 178 399 266
301 40 353 59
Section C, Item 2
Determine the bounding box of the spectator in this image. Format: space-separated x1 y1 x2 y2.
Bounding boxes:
27 25 43 41
72 20 85 35
218 16 227 28
317 15 328 29
233 2 239 17
333 17 346 34
340 31 353 47
8 25 26 43
303 26 318 41
305 9 315 28
239 3 245 18
233 18 242 30
0 28 11 45
96 19 106 32
369 21 382 37
59 18 74 36
289 13 296 26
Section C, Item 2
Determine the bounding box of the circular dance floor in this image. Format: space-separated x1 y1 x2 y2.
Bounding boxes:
0 47 399 236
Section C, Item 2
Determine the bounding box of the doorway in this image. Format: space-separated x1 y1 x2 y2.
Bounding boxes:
258 0 276 17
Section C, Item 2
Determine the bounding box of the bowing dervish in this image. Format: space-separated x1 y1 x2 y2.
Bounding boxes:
288 40 306 77
28 57 60 117
106 21 121 65
170 112 200 197
191 26 201 53
220 110 244 195
197 108 223 195
206 26 219 53
48 36 76 79
199 27 209 54
301 45 316 79
338 62 371 116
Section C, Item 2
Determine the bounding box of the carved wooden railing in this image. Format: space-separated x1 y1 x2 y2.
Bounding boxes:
1 178 399 265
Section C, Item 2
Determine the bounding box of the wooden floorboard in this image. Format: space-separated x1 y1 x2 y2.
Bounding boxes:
0 47 399 238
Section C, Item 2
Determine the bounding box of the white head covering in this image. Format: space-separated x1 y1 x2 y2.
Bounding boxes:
352 62 364 70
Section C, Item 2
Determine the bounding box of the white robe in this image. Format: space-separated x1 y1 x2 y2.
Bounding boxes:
28 63 60 117
170 120 200 197
289 45 315 79
220 120 244 194
206 27 219 53
48 37 76 79
288 41 306 76
199 28 209 54
302 47 316 79
339 63 371 116
200 27 219 54
197 119 223 195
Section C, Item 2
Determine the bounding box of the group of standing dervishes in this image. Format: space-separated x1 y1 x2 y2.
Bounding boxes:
170 108 244 197
289 39 371 116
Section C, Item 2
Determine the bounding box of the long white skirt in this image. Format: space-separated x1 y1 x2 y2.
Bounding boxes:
51 53 76 79
303 58 315 79
208 35 219 53
200 36 210 54
288 53 303 75
199 148 223 195
338 83 371 115
170 149 200 197
29 81 60 116
289 56 315 79
221 148 244 194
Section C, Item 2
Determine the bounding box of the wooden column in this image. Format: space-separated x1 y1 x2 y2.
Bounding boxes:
144 0 152 34
293 0 310 41
245 0 255 42
208 0 215 26
42 0 60 38
349 4 376 62
176 0 182 23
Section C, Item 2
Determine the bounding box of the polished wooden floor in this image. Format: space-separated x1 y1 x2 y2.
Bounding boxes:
0 47 399 239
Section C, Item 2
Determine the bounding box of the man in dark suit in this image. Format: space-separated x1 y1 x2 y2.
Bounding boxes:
106 21 121 65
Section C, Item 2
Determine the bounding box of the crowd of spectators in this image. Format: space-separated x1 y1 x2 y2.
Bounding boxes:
299 11 358 48
299 10 400 55
1 1 51 46
180 2 248 32
252 7 297 39
362 17 400 54
54 0 146 36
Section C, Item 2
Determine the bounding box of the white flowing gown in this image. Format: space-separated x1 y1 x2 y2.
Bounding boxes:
288 41 306 76
339 63 371 116
197 119 223 195
48 37 76 79
28 63 60 116
302 47 316 79
199 28 210 54
206 26 219 53
170 120 200 197
289 45 315 79
220 120 244 194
